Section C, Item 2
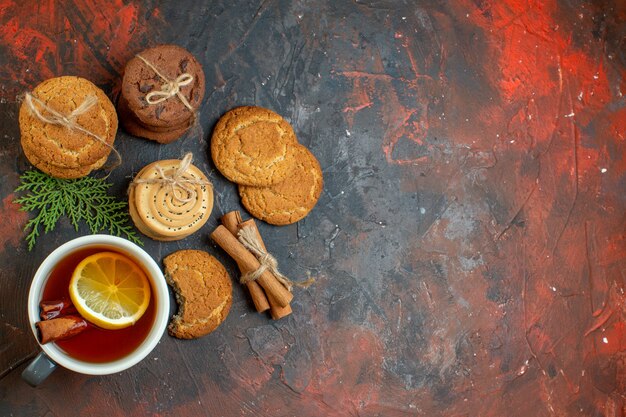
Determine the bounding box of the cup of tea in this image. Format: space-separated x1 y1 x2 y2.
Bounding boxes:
22 235 170 386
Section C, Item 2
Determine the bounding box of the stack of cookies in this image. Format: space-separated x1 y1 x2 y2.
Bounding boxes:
119 45 205 144
211 106 323 225
128 156 213 241
19 76 118 179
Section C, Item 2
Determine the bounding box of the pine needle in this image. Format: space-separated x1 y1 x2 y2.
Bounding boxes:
14 170 142 251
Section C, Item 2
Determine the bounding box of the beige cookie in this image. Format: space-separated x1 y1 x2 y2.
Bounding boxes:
129 158 213 240
19 76 117 178
239 145 323 225
210 106 299 186
128 188 182 242
163 250 232 339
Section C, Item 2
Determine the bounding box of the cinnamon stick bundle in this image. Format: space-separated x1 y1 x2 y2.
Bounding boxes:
211 225 293 308
214 211 294 319
236 219 292 320
221 212 270 313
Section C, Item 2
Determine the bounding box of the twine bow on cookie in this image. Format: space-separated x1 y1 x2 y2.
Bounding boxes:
237 226 294 291
135 54 195 111
26 93 97 129
130 152 211 203
24 93 121 169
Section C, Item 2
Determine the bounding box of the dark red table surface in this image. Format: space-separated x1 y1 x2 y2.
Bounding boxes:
0 1 624 416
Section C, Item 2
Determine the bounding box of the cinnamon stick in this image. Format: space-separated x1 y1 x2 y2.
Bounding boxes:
211 225 293 307
36 315 89 344
221 211 243 235
237 219 292 320
221 212 270 313
266 287 293 320
39 298 78 320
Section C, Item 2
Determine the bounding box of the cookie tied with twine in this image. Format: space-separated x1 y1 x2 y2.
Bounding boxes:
135 54 195 111
128 153 213 241
19 76 119 179
119 45 205 144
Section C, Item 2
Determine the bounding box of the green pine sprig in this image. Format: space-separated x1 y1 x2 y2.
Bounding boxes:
14 170 142 250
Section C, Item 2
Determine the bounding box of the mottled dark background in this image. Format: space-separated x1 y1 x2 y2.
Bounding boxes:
0 0 624 416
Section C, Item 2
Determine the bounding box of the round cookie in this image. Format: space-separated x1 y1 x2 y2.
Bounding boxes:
128 187 183 242
120 111 192 144
163 250 232 339
211 106 299 186
21 140 108 179
118 95 193 133
129 158 213 240
118 95 192 144
239 145 323 225
19 76 117 177
121 45 205 129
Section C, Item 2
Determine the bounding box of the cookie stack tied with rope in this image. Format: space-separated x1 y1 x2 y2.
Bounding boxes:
119 45 205 144
19 76 119 179
128 153 213 241
211 106 323 225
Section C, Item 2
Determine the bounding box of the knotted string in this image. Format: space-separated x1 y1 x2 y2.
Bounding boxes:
24 93 121 170
238 226 295 291
130 152 211 203
135 54 195 111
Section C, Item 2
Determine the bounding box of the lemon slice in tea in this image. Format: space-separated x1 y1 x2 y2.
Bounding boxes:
69 252 151 330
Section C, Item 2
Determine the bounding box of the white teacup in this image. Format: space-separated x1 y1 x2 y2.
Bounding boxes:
22 235 169 386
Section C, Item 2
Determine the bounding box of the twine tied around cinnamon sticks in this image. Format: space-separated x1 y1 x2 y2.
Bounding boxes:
24 93 122 170
238 226 293 291
130 152 211 203
212 215 293 318
135 54 194 111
